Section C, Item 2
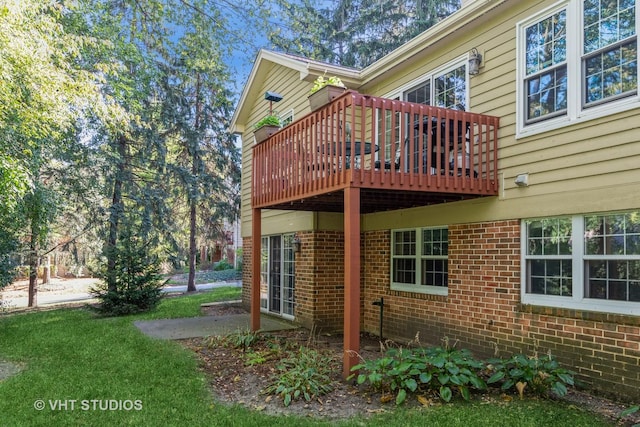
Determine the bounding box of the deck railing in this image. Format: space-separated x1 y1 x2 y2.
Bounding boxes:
252 91 499 209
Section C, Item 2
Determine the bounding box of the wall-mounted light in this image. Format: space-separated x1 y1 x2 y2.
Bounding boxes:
514 173 529 187
293 234 302 253
264 91 283 114
468 48 483 76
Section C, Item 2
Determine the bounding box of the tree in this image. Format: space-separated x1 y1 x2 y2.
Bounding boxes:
0 0 243 302
158 2 241 291
0 1 125 297
76 0 240 296
268 0 461 68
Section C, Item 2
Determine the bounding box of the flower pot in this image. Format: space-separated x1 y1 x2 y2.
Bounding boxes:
254 125 280 144
308 84 347 111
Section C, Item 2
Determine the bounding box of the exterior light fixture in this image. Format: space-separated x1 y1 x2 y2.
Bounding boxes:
264 91 283 114
468 48 482 76
293 234 301 253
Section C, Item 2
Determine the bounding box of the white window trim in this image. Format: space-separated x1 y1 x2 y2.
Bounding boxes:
515 0 640 139
383 54 470 108
281 109 294 127
520 216 640 316
390 227 448 296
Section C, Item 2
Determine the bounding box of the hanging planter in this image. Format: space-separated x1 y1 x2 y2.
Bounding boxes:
254 124 280 144
308 76 347 111
253 115 280 144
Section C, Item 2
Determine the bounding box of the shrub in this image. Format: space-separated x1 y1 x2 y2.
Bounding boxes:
213 260 234 271
351 344 486 405
262 346 334 406
0 229 18 290
486 352 575 398
91 228 165 316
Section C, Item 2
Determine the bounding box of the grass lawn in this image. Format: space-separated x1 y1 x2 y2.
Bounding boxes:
0 289 612 427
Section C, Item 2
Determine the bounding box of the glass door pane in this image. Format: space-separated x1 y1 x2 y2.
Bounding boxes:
260 237 269 310
282 234 296 316
269 235 282 313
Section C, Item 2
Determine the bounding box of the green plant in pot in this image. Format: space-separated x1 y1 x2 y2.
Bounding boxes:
309 75 346 95
308 75 347 110
255 114 281 129
254 114 281 143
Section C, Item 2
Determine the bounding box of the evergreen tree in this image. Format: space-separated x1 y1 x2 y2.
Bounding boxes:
268 0 461 68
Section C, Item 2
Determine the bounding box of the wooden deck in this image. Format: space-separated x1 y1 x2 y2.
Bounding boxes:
252 91 499 213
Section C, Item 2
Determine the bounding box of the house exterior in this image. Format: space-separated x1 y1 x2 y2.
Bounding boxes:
230 0 640 400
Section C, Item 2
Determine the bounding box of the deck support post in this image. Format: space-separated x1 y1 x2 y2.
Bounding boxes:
251 208 261 331
343 187 361 379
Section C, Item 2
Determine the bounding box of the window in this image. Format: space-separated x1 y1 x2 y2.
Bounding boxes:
403 63 467 110
281 109 294 127
379 59 468 167
524 9 568 122
522 211 640 315
518 0 638 136
391 227 448 295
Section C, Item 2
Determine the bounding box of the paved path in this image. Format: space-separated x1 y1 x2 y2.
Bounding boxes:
134 310 297 339
1 280 242 310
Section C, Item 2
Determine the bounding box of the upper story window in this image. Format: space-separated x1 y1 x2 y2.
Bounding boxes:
391 227 448 295
404 62 467 110
381 59 468 162
525 9 568 122
521 211 640 316
281 109 294 127
517 0 638 137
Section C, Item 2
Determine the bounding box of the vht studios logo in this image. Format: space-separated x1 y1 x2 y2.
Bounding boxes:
34 399 143 411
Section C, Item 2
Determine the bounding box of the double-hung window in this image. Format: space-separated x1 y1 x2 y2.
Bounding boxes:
391 227 448 295
522 211 640 315
518 0 638 136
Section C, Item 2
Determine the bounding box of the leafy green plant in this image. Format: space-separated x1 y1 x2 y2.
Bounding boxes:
244 351 268 366
213 260 233 271
486 352 575 398
619 405 639 426
351 345 486 405
254 114 280 129
262 346 334 406
225 329 262 352
309 75 346 94
418 346 487 403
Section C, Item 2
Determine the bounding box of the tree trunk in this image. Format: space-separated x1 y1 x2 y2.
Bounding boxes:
106 135 127 292
186 74 202 293
28 227 38 307
187 73 201 292
187 197 197 292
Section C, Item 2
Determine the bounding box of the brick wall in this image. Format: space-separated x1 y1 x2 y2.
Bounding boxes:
245 221 640 400
242 231 347 332
241 237 252 308
362 221 640 401
298 231 346 332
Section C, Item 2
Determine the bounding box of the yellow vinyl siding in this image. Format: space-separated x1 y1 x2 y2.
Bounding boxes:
239 0 640 236
240 65 314 237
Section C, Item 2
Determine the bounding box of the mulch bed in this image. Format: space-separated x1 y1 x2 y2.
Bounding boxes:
181 302 640 424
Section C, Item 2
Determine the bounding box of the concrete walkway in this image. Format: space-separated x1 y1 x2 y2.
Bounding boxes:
134 311 297 339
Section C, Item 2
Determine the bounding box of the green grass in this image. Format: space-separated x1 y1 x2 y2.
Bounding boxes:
166 269 241 286
141 286 242 320
0 289 613 427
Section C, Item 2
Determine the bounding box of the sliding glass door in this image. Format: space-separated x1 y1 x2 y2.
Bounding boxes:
260 234 295 318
